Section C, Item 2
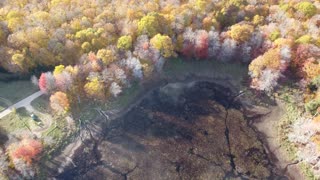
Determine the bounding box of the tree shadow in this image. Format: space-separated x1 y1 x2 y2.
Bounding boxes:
16 107 30 118
0 126 8 146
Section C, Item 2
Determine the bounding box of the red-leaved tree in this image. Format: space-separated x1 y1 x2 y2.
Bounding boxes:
181 43 194 58
38 73 46 92
195 30 209 59
38 72 56 93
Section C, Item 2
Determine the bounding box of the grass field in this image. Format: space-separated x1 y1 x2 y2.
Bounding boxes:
105 81 141 110
101 59 248 112
163 58 248 84
31 95 69 141
0 107 33 133
42 116 67 141
31 95 51 113
0 101 6 112
277 88 316 179
0 80 38 103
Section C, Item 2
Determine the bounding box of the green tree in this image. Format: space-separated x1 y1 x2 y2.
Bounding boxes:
75 28 107 52
295 2 317 18
138 12 163 37
117 35 132 50
305 99 320 115
269 30 281 42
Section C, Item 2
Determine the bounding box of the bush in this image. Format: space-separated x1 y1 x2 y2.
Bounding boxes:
305 99 320 115
269 30 281 41
311 75 320 87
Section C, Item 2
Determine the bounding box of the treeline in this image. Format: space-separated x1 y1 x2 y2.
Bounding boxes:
0 0 319 113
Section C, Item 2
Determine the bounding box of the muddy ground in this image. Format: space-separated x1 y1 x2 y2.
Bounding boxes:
55 81 288 180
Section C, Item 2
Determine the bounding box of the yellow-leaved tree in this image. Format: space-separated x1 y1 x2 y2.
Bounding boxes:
229 24 254 42
84 77 105 100
138 12 164 37
150 34 175 58
117 35 133 50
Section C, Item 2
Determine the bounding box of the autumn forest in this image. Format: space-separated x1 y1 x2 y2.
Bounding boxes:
0 0 320 179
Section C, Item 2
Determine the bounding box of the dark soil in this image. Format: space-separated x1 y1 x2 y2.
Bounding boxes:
56 81 288 180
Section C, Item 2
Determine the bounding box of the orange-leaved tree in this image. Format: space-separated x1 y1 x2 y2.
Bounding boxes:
7 138 42 165
50 91 70 113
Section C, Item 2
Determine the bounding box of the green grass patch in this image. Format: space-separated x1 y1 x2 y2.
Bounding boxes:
70 99 100 124
0 107 33 133
278 87 302 160
39 115 73 178
77 106 99 124
0 101 6 112
72 59 248 122
278 102 299 160
0 72 22 81
300 162 316 180
0 80 38 103
163 58 248 84
43 122 65 141
31 95 50 113
43 117 73 153
96 59 248 116
0 96 12 112
277 87 316 179
106 81 141 110
70 81 141 126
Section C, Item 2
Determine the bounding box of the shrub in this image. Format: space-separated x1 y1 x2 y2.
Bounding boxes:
305 99 320 115
269 30 281 41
